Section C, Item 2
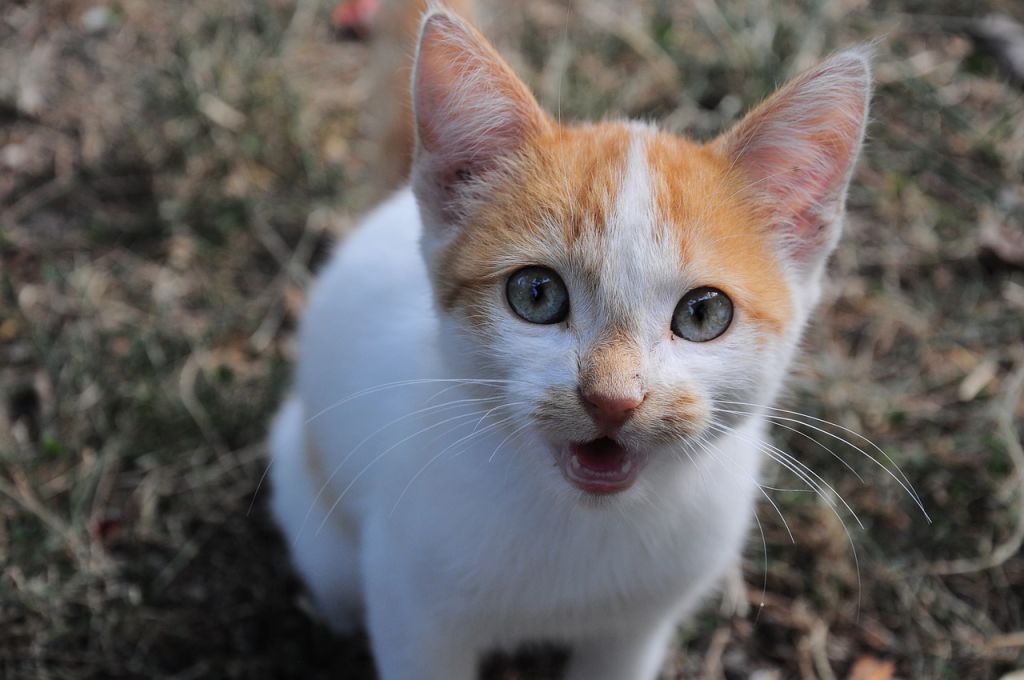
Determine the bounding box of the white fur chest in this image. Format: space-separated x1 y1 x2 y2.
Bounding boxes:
353 415 764 646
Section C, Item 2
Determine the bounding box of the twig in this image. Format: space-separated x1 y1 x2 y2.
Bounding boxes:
0 177 73 226
809 620 837 680
178 352 229 455
929 357 1024 574
248 210 323 352
0 465 106 570
283 0 322 51
0 133 77 225
581 3 680 85
699 627 732 680
986 630 1024 650
251 213 308 285
152 524 217 591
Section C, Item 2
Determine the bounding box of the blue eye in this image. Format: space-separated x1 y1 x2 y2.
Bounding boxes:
506 267 570 324
671 287 733 341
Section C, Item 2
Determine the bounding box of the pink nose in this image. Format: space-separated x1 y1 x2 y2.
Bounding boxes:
582 391 645 429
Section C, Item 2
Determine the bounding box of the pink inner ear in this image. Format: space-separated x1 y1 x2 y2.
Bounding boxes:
412 12 548 193
717 50 871 260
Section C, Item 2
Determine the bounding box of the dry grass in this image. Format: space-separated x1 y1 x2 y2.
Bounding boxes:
2 0 1023 678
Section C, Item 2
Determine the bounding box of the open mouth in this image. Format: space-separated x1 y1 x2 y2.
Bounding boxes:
559 437 642 495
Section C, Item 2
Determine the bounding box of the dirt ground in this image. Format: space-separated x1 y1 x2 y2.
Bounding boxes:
2 0 1023 678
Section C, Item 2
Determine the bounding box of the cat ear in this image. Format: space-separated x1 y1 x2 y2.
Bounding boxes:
411 9 550 227
714 48 872 275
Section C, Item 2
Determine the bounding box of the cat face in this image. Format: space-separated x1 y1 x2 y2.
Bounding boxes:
410 11 869 497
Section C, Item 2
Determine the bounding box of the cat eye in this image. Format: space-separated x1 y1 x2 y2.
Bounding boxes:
506 266 570 325
671 287 733 342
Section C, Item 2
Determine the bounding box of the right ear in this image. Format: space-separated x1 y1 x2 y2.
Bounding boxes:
712 49 872 278
411 9 550 229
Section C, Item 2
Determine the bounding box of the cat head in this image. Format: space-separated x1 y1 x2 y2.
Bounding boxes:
409 9 870 498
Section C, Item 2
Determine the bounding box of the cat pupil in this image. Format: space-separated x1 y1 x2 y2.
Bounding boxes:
691 301 706 324
530 279 544 303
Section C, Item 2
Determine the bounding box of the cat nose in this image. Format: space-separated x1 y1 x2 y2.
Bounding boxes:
581 390 646 429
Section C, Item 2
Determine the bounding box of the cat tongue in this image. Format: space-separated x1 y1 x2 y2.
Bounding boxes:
563 438 639 494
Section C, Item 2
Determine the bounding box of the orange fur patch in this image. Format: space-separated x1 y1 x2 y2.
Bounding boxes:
630 390 707 441
578 326 644 403
646 133 794 336
432 121 632 312
431 121 792 340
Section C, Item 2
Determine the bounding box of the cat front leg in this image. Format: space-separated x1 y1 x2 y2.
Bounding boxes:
367 629 477 680
361 531 480 680
564 619 678 680
362 590 479 680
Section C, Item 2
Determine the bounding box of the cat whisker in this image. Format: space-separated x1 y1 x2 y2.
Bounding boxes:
305 378 532 424
255 386 496 517
753 484 816 493
758 440 864 530
759 417 865 484
445 406 530 462
708 421 863 530
298 411 481 544
717 400 920 493
294 395 507 541
313 412 485 538
247 458 274 517
706 420 863 611
389 411 526 516
716 401 928 520
471 401 526 435
424 380 483 405
318 402 527 536
749 504 770 623
690 431 796 543
689 428 773 617
487 420 534 463
679 432 712 491
679 432 720 498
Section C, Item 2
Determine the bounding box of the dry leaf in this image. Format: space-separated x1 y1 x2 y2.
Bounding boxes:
847 656 895 680
959 358 999 401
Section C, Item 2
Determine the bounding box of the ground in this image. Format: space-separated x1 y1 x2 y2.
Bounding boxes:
2 0 1023 678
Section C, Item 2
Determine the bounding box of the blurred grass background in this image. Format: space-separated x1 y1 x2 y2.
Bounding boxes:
2 0 1023 678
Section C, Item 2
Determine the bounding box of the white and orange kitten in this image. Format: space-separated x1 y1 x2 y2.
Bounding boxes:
270 7 871 679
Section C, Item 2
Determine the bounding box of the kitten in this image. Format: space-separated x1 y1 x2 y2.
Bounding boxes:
269 6 871 679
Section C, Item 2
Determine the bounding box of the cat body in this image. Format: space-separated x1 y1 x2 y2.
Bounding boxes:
270 7 870 679
272 183 765 678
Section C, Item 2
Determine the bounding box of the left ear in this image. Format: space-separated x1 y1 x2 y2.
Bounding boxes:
713 48 872 276
410 9 551 232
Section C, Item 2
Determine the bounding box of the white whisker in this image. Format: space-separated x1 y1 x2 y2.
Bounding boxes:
708 421 863 530
692 431 795 543
304 378 531 424
717 400 928 519
488 421 534 463
312 406 518 538
707 421 863 611
389 411 525 516
294 395 506 541
248 458 274 517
